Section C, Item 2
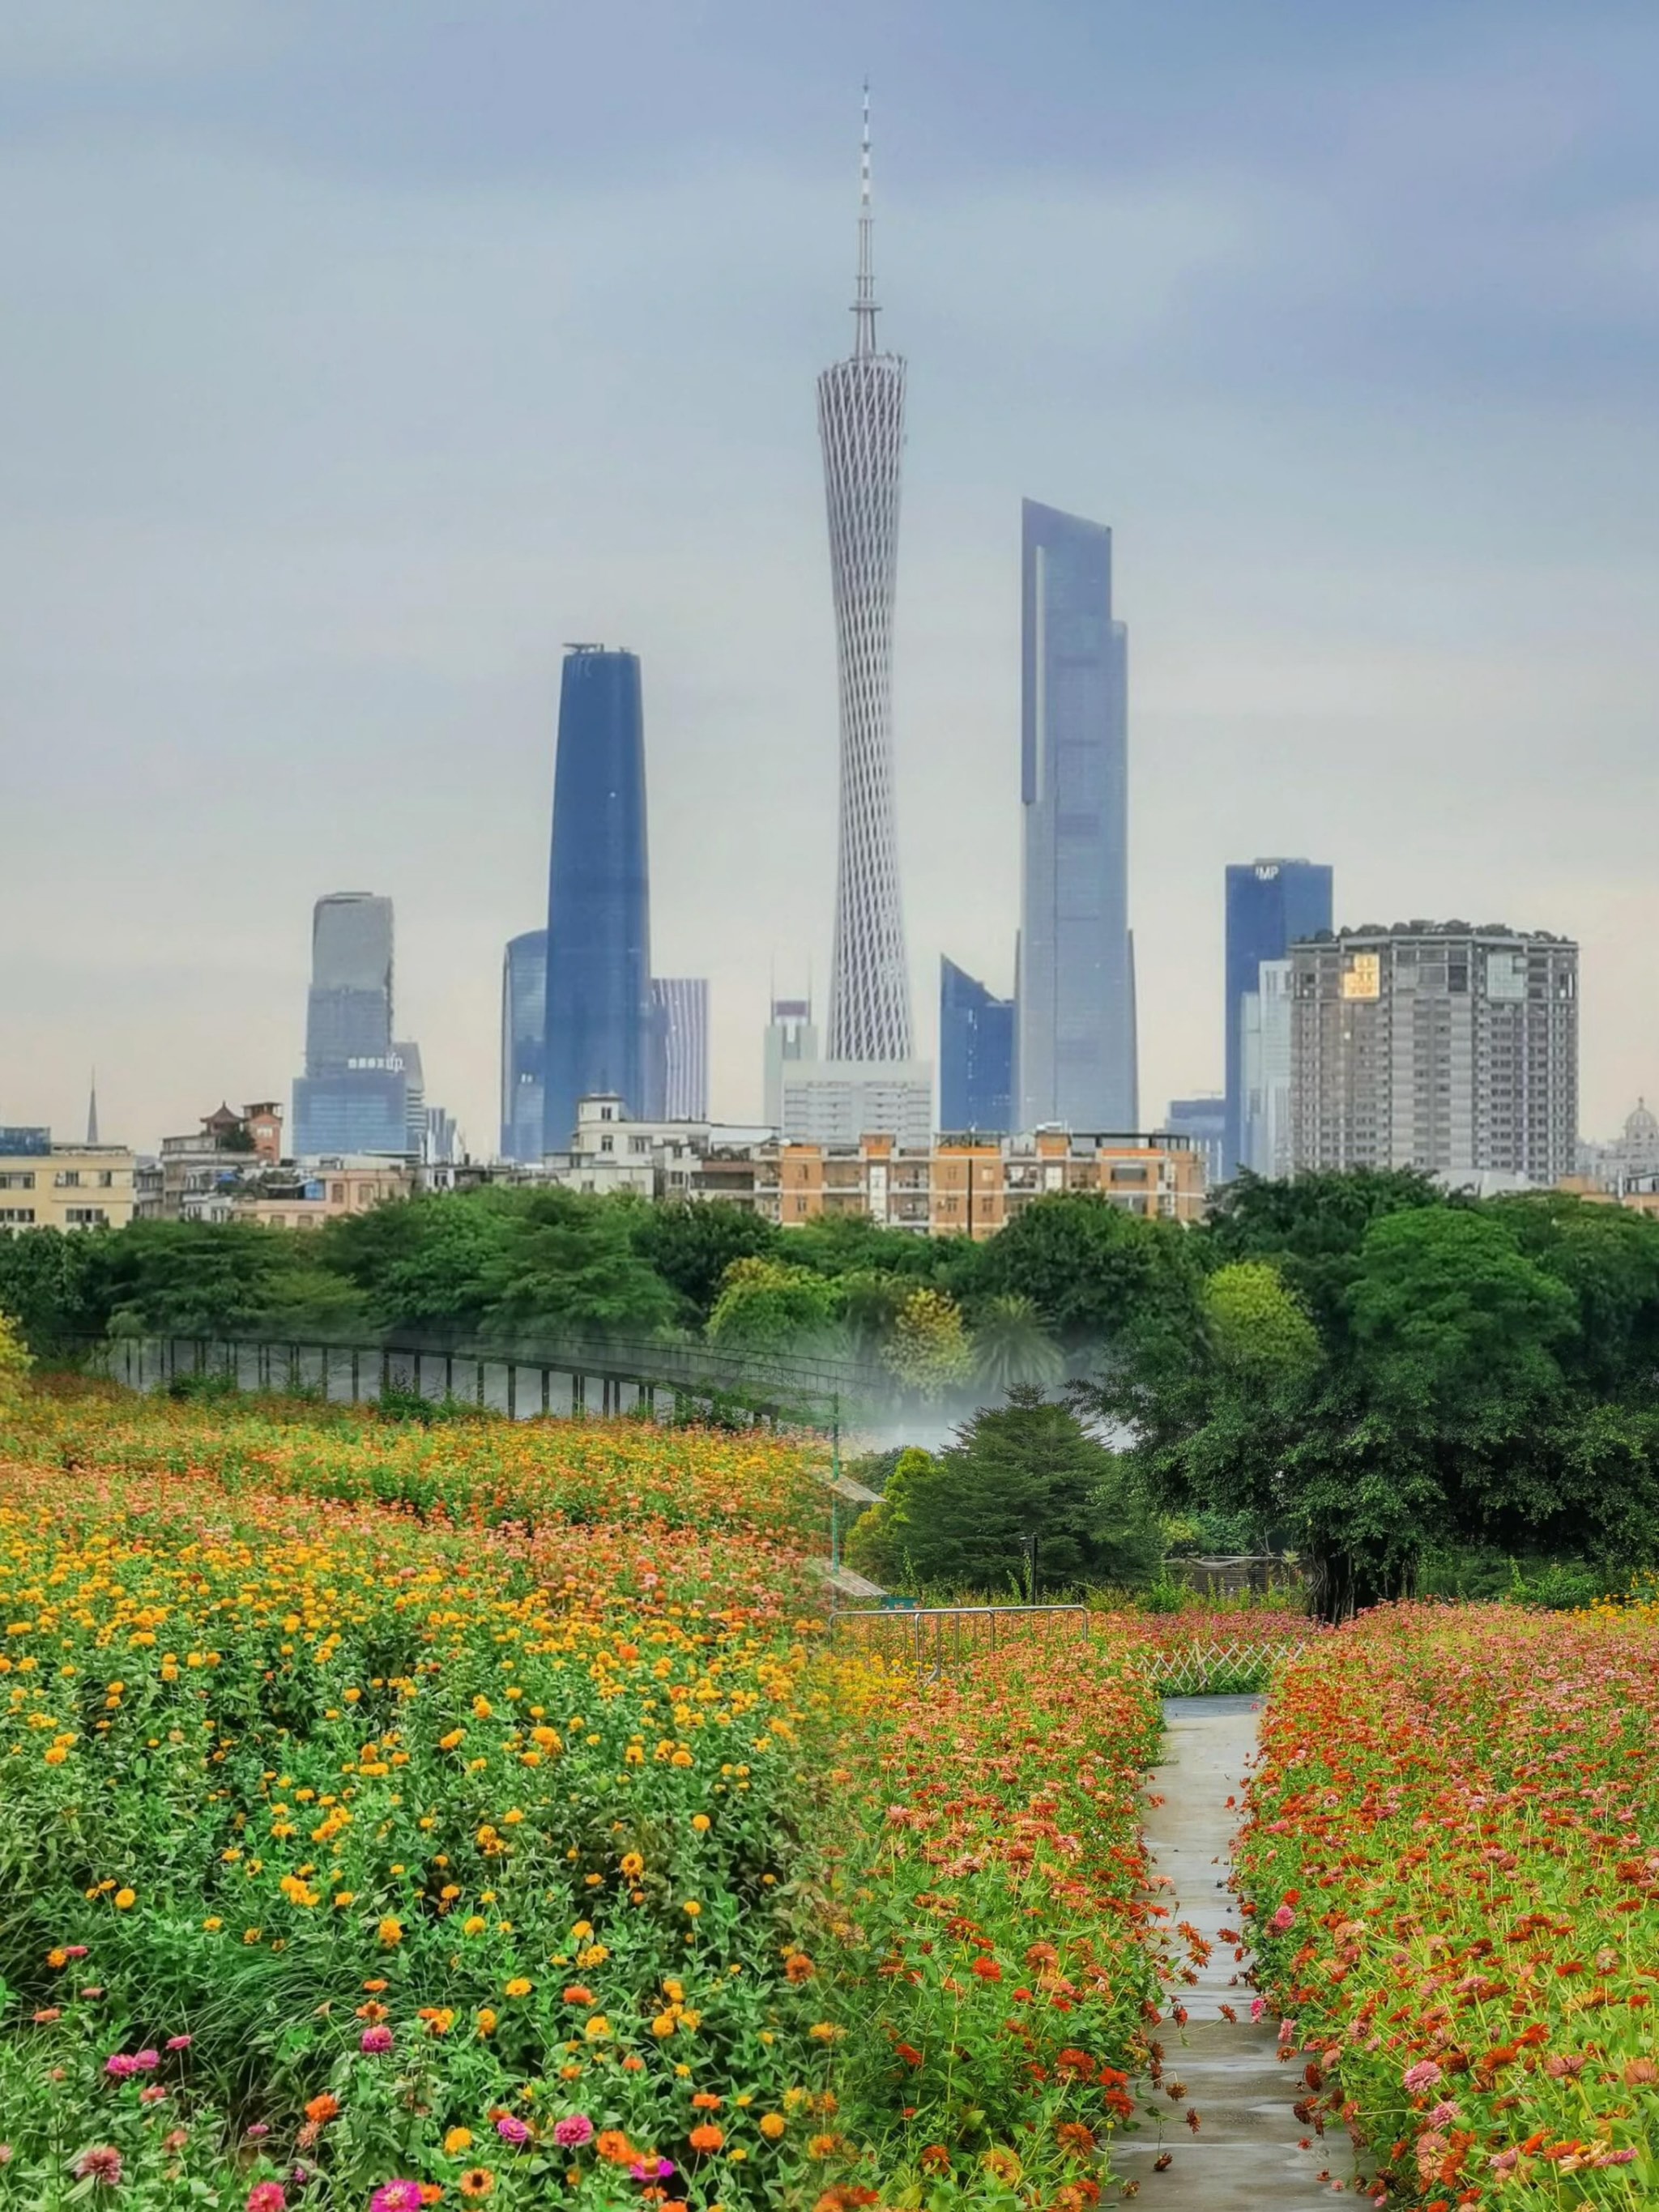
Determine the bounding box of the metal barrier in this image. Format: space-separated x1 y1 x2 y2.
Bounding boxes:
829 1603 1090 1679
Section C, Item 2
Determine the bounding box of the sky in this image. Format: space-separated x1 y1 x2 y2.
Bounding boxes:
4 0 1659 1154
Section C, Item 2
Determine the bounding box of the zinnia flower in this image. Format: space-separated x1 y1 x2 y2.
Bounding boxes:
369 2186 424 2212
305 2093 340 2125
1269 1905 1295 1933
1403 2060 1443 2094
444 2128 474 2154
166 2035 192 2052
360 2026 394 2055
495 2116 531 2146
73 2146 124 2186
246 2185 288 2212
458 2174 495 2201
689 2123 723 2153
552 2116 594 2148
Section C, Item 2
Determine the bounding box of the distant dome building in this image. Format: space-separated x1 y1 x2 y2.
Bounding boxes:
1578 1098 1659 1190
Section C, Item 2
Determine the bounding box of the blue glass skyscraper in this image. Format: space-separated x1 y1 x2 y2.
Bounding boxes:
292 892 412 1156
1223 859 1333 1176
541 647 653 1153
939 957 1013 1132
1015 500 1136 1132
500 930 547 1161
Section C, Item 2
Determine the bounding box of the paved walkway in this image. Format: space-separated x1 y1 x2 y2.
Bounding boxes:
1108 1696 1354 2206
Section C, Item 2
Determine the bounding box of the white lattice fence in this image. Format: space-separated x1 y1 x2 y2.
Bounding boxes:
1139 1639 1308 1694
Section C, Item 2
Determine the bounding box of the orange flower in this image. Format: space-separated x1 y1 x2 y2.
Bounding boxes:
596 2131 636 2166
919 2145 951 2176
562 1985 595 2005
458 2172 495 2201
689 2123 724 2153
758 2113 787 2140
620 1852 644 1878
305 2093 340 2125
690 2092 723 2110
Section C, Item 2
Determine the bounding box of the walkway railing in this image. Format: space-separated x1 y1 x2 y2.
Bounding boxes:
1137 1638 1309 1695
829 1603 1090 1679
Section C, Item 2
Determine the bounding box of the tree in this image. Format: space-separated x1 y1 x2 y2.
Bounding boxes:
481 1191 680 1345
87 1222 343 1340
1205 1167 1448 1337
630 1204 777 1323
706 1257 842 1353
970 1293 1064 1394
1204 1262 1321 1379
848 1390 1160 1596
880 1287 973 1399
0 1311 32 1408
0 1230 106 1357
973 1192 1201 1354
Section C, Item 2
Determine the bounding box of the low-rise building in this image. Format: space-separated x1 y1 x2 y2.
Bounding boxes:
0 1132 138 1234
232 1157 414 1230
143 1102 286 1222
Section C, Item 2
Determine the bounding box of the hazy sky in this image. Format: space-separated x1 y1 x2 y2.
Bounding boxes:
6 0 1659 1153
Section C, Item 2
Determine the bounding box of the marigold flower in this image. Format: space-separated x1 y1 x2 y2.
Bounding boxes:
377 1917 404 1946
758 2113 786 2140
113 1889 135 1911
444 2128 474 2154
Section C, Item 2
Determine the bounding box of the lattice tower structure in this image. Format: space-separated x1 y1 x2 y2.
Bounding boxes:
817 92 913 1064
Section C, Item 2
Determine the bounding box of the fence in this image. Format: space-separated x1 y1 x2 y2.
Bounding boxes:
89 1331 857 1437
1136 1637 1309 1696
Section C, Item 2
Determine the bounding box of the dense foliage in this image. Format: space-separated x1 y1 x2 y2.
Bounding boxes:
1243 1605 1659 2205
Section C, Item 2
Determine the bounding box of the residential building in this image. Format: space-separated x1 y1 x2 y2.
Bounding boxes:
819 91 912 1067
147 1102 288 1222
1224 859 1333 1176
1289 923 1578 1185
500 930 548 1161
650 978 710 1121
0 1136 137 1234
939 957 1013 1133
542 646 654 1150
779 1060 932 1149
292 893 414 1157
1239 960 1294 1178
763 998 819 1129
1162 1096 1226 1190
1016 499 1136 1132
233 1157 414 1231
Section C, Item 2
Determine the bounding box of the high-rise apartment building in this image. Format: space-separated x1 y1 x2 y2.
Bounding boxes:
778 1059 932 1150
1289 923 1578 1186
1016 500 1137 1132
1162 1097 1225 1190
939 957 1013 1133
818 94 912 1065
650 978 710 1121
542 646 653 1153
1224 859 1333 1178
1239 959 1294 1178
500 930 547 1161
292 893 413 1157
763 999 819 1130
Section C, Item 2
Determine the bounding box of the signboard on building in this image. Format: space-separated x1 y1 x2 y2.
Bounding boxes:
0 1128 49 1156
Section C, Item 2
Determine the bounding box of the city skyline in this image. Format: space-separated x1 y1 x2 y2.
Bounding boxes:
6 5 1659 1151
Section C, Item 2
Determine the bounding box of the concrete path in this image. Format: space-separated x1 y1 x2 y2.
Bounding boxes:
1108 1696 1354 2206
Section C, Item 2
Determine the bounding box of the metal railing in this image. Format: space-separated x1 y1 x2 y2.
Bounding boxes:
829 1602 1090 1679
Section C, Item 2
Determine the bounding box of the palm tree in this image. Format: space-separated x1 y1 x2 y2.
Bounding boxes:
971 1293 1064 1396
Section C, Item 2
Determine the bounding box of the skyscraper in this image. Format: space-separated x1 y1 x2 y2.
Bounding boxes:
1290 923 1577 1185
1224 859 1333 1178
763 998 819 1130
1015 500 1136 1132
650 978 710 1121
542 646 653 1153
292 893 412 1157
500 930 547 1161
1239 958 1294 1178
818 92 911 1064
939 957 1013 1133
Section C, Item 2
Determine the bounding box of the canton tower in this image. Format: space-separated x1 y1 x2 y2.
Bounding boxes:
817 92 913 1063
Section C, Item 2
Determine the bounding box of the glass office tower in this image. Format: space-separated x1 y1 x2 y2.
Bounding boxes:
500 930 548 1161
292 892 411 1156
541 646 653 1153
650 978 710 1121
1015 500 1136 1132
1223 859 1333 1177
939 957 1014 1132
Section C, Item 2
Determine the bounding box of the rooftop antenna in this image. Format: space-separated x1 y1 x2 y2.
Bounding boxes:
853 80 878 357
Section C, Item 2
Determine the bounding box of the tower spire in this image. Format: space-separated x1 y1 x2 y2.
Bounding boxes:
853 80 878 356
86 1068 99 1147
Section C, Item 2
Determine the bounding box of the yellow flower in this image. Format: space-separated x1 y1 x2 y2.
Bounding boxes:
583 2014 612 2041
476 2007 498 2035
759 2113 786 2140
650 2012 676 2038
683 1900 702 1918
378 1916 404 1946
504 1976 532 1999
445 2127 475 2155
691 1813 710 1833
463 1915 487 1936
439 1729 465 1750
114 1887 136 1910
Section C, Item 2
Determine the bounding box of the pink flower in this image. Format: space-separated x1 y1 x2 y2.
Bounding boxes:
64 1946 89 1961
1249 1997 1266 2022
73 2146 124 2186
496 2115 531 2145
1425 2099 1459 2128
140 2086 168 2104
1270 1905 1295 1933
630 2157 676 2181
369 2186 424 2212
247 2186 288 2212
132 2051 160 2072
167 2035 193 2052
245 2124 271 2139
552 2114 595 2148
360 2026 394 2055
1402 2060 1443 2094
104 2054 139 2079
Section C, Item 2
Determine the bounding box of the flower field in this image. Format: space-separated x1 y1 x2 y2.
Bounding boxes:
1242 1605 1659 2207
0 1387 1166 2209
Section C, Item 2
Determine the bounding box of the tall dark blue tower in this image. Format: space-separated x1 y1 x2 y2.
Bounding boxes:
939 957 1014 1133
1223 858 1333 1177
542 647 653 1152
